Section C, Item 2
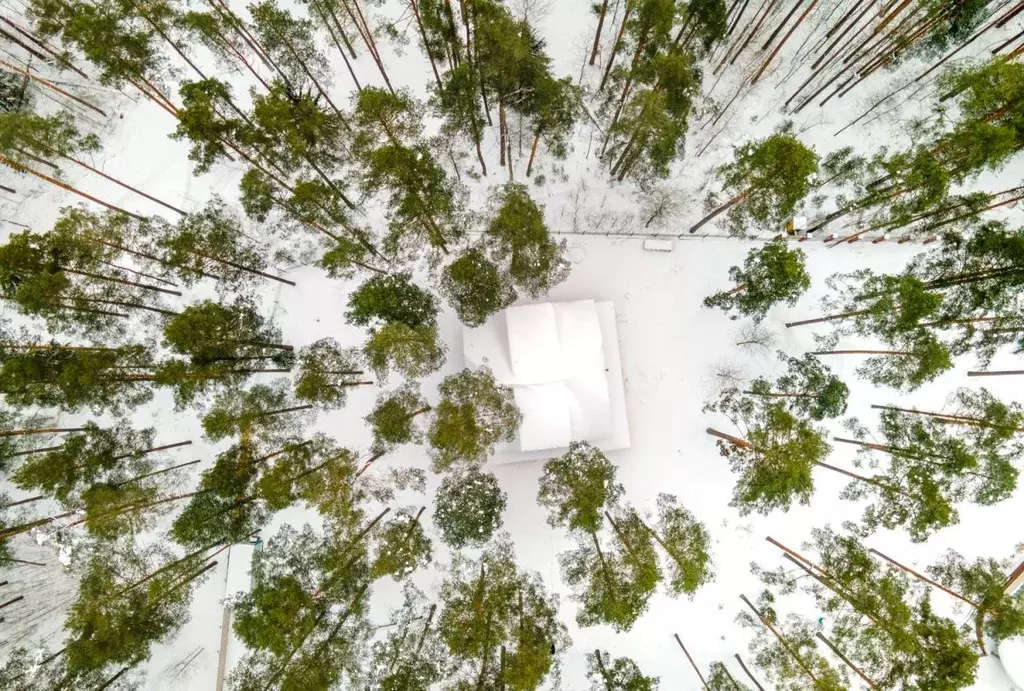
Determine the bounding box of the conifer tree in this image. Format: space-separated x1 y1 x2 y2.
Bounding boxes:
295 337 370 409
371 507 432 580
482 183 570 298
352 87 466 258
171 78 244 174
10 421 182 503
201 382 312 444
440 247 515 327
703 241 810 322
704 388 830 515
427 367 521 470
363 322 447 382
159 196 293 288
433 466 506 548
347 272 439 329
689 132 818 235
537 440 624 534
360 582 451 689
437 535 569 688
0 344 154 413
872 387 1024 447
63 542 213 678
560 507 660 632
844 331 954 392
927 550 1024 646
365 383 430 453
586 649 660 690
642 493 714 598
737 593 849 691
747 352 849 421
162 298 289 368
248 0 334 97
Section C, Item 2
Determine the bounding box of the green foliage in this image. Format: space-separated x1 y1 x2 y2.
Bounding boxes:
158 196 269 289
720 133 819 231
0 109 99 174
433 466 506 548
371 508 431 580
560 516 659 632
365 383 428 452
440 247 516 327
171 79 240 174
678 0 728 53
707 661 749 690
12 421 154 503
438 536 569 688
704 389 829 515
483 183 570 297
650 493 714 597
295 337 366 409
360 582 450 689
585 650 660 690
749 352 848 420
929 550 1024 642
427 367 521 470
248 0 330 88
346 273 438 329
855 331 953 392
163 299 286 366
703 241 810 322
537 440 624 534
363 322 447 382
201 382 310 444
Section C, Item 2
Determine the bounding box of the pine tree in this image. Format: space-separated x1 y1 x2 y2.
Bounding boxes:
365 383 429 452
248 0 335 99
537 440 624 534
437 535 569 688
171 78 243 174
371 507 432 580
604 48 701 182
746 352 849 421
643 493 713 598
347 272 439 329
201 382 312 444
586 649 660 690
0 344 154 414
704 388 829 515
440 247 516 327
162 298 289 367
427 367 521 470
482 183 570 297
363 322 447 382
737 593 849 691
689 132 818 235
159 196 293 288
295 337 369 409
433 466 506 548
928 550 1024 645
703 241 810 322
849 331 954 391
63 542 213 677
360 582 450 689
352 87 466 258
560 510 660 632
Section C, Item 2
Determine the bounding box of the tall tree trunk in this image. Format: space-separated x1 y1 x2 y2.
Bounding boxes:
110 459 202 488
815 632 879 688
968 370 1024 377
0 58 106 116
0 427 87 438
734 654 765 691
598 0 636 92
590 0 610 65
870 404 1023 431
739 594 820 683
410 0 443 90
750 0 821 84
810 349 912 356
1 495 44 508
706 427 751 448
686 191 748 234
0 155 143 219
61 268 181 297
785 310 870 327
499 97 507 167
674 634 711 690
7 444 63 457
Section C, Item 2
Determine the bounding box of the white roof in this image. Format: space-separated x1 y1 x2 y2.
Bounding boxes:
462 300 629 459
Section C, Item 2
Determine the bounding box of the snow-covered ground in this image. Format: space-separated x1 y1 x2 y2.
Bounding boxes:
2 0 1024 687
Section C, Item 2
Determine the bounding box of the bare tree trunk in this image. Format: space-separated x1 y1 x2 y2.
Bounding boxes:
0 155 143 220
686 191 748 234
590 0 610 65
815 632 879 688
810 349 912 355
734 654 765 690
0 58 106 116
751 0 821 85
869 548 979 606
598 0 636 92
0 427 87 438
410 0 443 90
739 594 820 683
968 370 1024 377
706 427 751 448
110 459 202 488
674 634 710 690
785 310 870 327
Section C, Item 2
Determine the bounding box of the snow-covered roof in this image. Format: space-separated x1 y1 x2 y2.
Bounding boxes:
463 300 629 460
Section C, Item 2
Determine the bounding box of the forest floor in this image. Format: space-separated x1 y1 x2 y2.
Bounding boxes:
2 0 1024 688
